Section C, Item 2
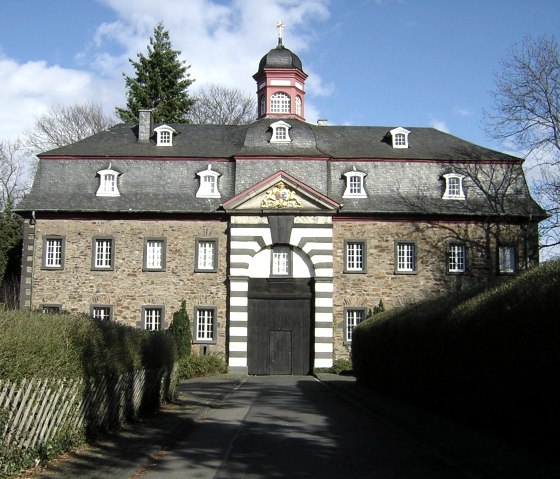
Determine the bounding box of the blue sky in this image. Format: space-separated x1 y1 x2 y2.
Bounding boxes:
0 0 558 156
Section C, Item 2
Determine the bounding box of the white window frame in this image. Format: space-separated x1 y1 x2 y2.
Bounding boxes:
154 125 177 146
196 164 221 198
92 237 114 270
443 173 466 200
143 238 166 271
92 305 112 321
272 245 291 276
143 306 164 331
343 170 367 198
43 236 64 269
196 238 217 272
194 307 216 342
269 120 292 143
295 95 302 116
448 243 466 273
270 92 291 113
389 127 410 148
345 307 367 343
396 241 417 273
96 167 121 197
345 240 366 273
498 245 516 274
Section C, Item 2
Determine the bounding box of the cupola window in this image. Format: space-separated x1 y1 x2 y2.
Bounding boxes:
96 166 121 197
295 96 302 116
389 127 411 149
343 168 367 198
196 164 221 198
154 125 177 146
260 95 266 116
442 173 466 200
270 120 292 143
270 92 291 113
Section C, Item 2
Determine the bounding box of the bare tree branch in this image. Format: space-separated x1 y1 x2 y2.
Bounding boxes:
187 84 257 125
485 35 560 255
0 139 33 210
24 102 117 152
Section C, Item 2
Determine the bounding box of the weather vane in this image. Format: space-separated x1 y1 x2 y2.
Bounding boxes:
277 20 284 45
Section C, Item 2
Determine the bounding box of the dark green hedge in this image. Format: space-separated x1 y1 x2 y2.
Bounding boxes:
352 259 560 453
0 311 177 382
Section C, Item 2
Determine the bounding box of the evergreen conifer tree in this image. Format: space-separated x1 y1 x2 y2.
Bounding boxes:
168 300 192 359
116 23 194 124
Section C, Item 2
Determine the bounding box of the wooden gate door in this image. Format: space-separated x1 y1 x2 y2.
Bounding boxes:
248 278 312 375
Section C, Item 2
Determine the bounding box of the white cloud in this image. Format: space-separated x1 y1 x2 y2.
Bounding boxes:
454 106 472 117
429 118 449 133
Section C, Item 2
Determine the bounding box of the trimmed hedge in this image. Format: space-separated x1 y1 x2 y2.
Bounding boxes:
0 310 177 382
177 353 228 380
352 259 560 453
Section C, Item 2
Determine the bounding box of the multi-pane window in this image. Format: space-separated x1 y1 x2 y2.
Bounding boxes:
345 241 366 272
260 95 266 116
345 308 366 342
394 133 406 146
343 171 367 198
270 92 291 113
154 125 176 146
196 239 217 272
144 238 166 271
196 165 221 198
275 126 287 141
498 245 516 274
295 96 302 116
443 174 466 200
42 305 61 314
195 308 215 342
272 246 291 275
92 238 114 270
43 236 64 269
396 241 416 273
96 168 120 197
92 306 112 321
144 307 163 331
448 243 466 273
160 130 171 144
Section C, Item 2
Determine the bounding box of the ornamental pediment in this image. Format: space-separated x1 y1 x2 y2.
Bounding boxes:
222 171 339 213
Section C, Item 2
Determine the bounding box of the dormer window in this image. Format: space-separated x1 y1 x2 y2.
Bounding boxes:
196 164 221 198
154 125 177 146
443 173 466 200
343 169 367 198
270 92 291 114
96 166 121 197
270 120 292 143
389 127 410 149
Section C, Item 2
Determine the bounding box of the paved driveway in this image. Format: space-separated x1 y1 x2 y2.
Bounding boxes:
26 375 559 479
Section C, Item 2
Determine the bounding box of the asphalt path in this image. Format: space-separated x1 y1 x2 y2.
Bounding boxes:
25 374 560 479
140 376 468 479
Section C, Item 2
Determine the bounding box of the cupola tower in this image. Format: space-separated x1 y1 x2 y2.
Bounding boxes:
253 21 308 121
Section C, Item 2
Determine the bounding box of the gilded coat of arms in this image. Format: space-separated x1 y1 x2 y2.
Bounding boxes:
261 181 302 209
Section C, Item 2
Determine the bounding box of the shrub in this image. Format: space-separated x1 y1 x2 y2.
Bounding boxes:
177 353 228 380
168 300 192 360
352 260 560 454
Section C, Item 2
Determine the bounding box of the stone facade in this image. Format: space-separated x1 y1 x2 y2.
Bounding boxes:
28 218 229 355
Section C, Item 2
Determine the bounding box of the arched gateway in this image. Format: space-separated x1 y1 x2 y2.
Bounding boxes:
223 173 339 375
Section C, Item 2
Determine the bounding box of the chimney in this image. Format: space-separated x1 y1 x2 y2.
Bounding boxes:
317 119 328 126
138 109 153 142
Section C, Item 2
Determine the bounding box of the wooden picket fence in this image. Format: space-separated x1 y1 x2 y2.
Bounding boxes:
0 368 170 451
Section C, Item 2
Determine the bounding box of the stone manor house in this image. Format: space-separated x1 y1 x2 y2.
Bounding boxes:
16 35 544 374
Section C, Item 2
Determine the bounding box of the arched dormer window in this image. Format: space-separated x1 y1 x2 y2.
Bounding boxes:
295 96 302 116
196 164 221 198
270 92 291 114
154 125 177 146
343 168 367 198
389 127 410 148
442 173 466 200
270 120 292 143
96 166 121 197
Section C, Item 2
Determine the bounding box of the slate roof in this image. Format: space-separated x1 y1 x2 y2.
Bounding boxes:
16 118 545 219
